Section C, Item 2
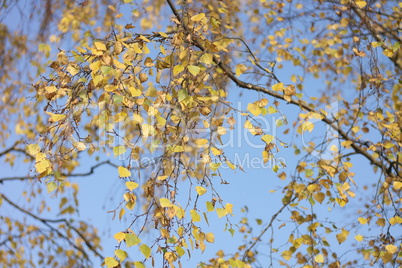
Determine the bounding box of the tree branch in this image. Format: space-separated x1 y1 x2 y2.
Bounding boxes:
0 193 104 261
165 0 392 179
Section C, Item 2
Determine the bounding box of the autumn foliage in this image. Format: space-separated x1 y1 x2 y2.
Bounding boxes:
0 0 401 267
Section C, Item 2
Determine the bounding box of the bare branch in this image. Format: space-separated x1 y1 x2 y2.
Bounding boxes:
0 193 104 261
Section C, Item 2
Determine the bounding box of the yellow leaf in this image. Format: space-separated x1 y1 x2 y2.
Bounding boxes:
209 162 221 171
394 181 402 190
195 139 209 146
73 142 86 151
171 145 184 153
113 232 126 242
247 103 261 116
262 134 274 144
272 82 284 92
206 201 214 212
160 228 170 238
133 113 144 123
235 64 247 76
94 41 107 51
340 18 349 27
45 86 57 93
355 234 364 241
376 218 385 226
47 182 57 193
268 106 277 114
160 198 172 208
141 124 155 137
118 166 131 177
126 181 139 191
217 126 227 135
196 186 207 196
206 233 215 243
125 233 141 247
46 111 66 123
119 208 125 221
104 257 118 268
216 208 228 218
355 0 367 8
35 158 51 174
211 147 222 155
67 65 79 76
371 42 383 48
113 145 126 156
190 209 201 222
385 244 398 254
129 87 142 97
383 49 394 57
173 64 185 75
115 249 128 262
358 217 368 224
225 203 233 214
281 250 292 261
200 53 213 65
187 65 201 76
390 216 402 225
27 144 40 156
336 228 349 244
157 175 168 181
314 254 324 263
226 160 236 170
244 120 252 129
191 13 206 22
313 192 325 204
89 60 101 73
140 244 151 258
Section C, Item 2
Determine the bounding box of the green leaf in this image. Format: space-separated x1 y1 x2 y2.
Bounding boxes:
125 233 141 247
209 162 221 171
104 257 119 268
173 64 185 75
187 65 201 76
115 249 128 262
160 198 172 208
47 182 57 193
216 208 228 218
134 262 145 268
191 13 206 22
200 53 213 65
101 65 113 75
178 89 188 102
206 201 214 212
140 244 151 258
228 228 235 237
27 144 40 155
113 145 126 157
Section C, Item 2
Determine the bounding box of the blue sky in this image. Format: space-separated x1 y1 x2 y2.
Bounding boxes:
1 1 394 267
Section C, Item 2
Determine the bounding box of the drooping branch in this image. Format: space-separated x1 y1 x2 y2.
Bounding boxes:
241 195 297 262
0 193 104 261
350 3 402 71
0 160 119 183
